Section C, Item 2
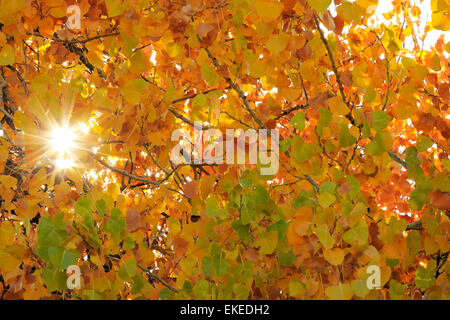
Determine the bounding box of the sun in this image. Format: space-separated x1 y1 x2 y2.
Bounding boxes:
55 157 75 169
49 126 78 170
50 127 75 155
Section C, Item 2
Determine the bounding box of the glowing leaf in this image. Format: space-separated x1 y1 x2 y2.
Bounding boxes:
325 282 353 300
0 44 14 66
307 0 331 12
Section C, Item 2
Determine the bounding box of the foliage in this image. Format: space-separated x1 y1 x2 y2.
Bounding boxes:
0 0 448 300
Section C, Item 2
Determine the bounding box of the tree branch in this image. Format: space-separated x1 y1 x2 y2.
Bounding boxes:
95 158 161 185
202 45 267 130
406 220 422 231
138 264 179 293
388 151 408 169
275 103 309 120
27 31 120 44
313 14 348 108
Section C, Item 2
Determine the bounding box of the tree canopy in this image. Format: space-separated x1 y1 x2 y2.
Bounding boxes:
0 0 449 300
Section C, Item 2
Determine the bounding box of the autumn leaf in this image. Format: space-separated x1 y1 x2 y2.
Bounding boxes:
0 0 447 302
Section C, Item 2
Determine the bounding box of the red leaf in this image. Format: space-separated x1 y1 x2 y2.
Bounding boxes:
430 190 450 211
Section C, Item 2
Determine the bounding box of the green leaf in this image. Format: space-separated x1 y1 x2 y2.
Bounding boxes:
37 213 68 252
389 279 406 300
201 64 220 86
351 279 369 298
105 208 126 241
318 107 332 129
255 230 278 254
442 159 450 171
315 224 334 250
389 216 407 237
212 250 230 278
267 219 290 240
205 196 224 218
48 246 80 270
41 267 68 292
232 220 250 238
343 220 368 246
105 0 124 17
320 182 337 194
82 290 103 300
183 280 193 294
239 170 255 188
240 204 256 225
193 280 209 299
366 131 392 156
325 282 353 300
346 175 361 198
95 199 107 217
289 278 306 296
291 136 316 162
280 138 291 153
417 135 433 152
233 283 250 299
251 184 269 204
415 265 435 289
123 237 136 251
132 274 145 294
202 256 213 276
118 257 137 281
372 110 391 131
159 287 171 299
75 198 95 230
364 86 377 103
385 258 399 267
318 192 336 208
339 122 356 148
278 251 296 266
294 191 316 208
290 111 306 130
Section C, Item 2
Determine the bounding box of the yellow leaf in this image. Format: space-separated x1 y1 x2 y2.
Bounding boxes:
349 125 360 139
49 6 66 18
120 79 148 105
432 11 449 31
394 103 417 119
293 220 311 236
267 33 290 55
0 250 21 274
0 44 15 66
315 224 335 249
256 230 278 254
329 97 350 116
255 0 283 22
1 0 24 14
105 0 124 17
0 223 15 249
430 53 441 71
325 282 353 300
28 168 48 194
0 175 17 190
307 0 331 12
86 49 104 68
364 246 381 263
280 87 302 102
324 248 345 265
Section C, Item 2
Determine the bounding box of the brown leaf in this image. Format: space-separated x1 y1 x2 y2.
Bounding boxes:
430 190 450 211
183 181 198 198
126 208 142 233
